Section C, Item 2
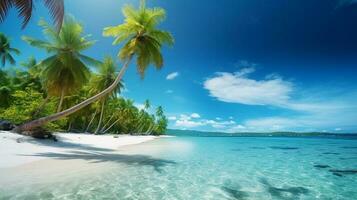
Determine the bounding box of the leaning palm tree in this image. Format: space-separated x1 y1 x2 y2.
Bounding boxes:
22 17 99 112
0 33 20 67
90 56 124 134
14 1 174 133
0 0 64 30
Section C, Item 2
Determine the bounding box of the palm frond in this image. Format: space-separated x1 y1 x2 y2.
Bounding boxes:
22 36 57 52
9 47 21 55
38 19 60 44
0 0 64 29
13 0 33 29
0 0 13 23
78 54 101 66
149 30 174 46
5 52 16 65
43 0 64 31
104 2 174 79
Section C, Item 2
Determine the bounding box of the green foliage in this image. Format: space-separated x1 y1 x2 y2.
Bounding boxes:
22 16 99 98
0 32 20 67
1 88 44 124
1 3 171 135
103 1 174 78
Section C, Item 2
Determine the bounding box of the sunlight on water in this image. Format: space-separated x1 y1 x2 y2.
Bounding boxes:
1 136 357 200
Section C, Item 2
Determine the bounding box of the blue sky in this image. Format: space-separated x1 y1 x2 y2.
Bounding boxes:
1 0 357 133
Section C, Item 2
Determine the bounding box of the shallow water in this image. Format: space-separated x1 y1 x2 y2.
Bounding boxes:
1 136 357 200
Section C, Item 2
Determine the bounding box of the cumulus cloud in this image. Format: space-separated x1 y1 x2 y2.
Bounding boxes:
201 66 357 132
166 72 179 80
204 67 293 107
168 116 177 121
172 114 238 130
191 113 201 118
175 120 203 128
203 67 349 114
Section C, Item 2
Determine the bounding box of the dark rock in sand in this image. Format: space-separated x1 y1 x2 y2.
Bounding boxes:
0 120 15 131
22 127 57 141
314 164 331 169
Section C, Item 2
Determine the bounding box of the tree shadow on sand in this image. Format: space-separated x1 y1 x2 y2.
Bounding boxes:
21 151 177 173
20 136 116 152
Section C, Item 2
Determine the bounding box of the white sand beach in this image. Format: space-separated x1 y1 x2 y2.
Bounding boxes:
0 131 158 169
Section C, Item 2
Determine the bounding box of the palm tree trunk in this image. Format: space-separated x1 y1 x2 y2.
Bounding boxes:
94 99 105 134
100 113 115 133
103 118 120 134
67 120 72 132
57 88 65 112
14 55 133 133
85 109 98 133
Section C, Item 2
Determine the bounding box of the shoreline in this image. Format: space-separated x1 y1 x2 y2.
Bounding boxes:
0 131 162 169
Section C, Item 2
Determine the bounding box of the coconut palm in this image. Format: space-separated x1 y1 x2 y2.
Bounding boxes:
90 56 124 134
0 0 64 29
22 16 99 113
0 33 20 67
15 1 173 133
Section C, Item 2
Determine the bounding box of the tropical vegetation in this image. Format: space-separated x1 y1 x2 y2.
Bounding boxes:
0 0 172 136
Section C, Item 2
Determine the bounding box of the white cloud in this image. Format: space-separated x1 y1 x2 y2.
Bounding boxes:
175 119 203 128
191 113 201 118
166 72 179 80
203 67 351 115
204 68 293 107
241 103 357 132
166 90 173 94
179 114 191 120
168 116 177 121
172 113 238 130
216 117 222 120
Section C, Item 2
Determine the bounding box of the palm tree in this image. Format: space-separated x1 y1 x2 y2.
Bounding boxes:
14 1 173 133
90 56 124 134
22 17 99 113
0 33 20 67
0 0 64 30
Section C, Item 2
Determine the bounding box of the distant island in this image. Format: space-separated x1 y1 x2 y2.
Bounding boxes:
167 129 357 139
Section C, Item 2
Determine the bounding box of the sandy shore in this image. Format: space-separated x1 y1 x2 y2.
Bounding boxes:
0 131 158 169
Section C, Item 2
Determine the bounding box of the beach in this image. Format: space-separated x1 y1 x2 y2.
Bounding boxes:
0 131 159 169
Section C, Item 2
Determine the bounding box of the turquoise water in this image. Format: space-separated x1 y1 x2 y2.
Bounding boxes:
1 136 357 200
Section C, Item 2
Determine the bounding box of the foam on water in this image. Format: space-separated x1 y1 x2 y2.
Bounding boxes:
1 136 356 200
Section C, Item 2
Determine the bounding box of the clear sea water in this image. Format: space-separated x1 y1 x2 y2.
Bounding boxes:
1 135 357 200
